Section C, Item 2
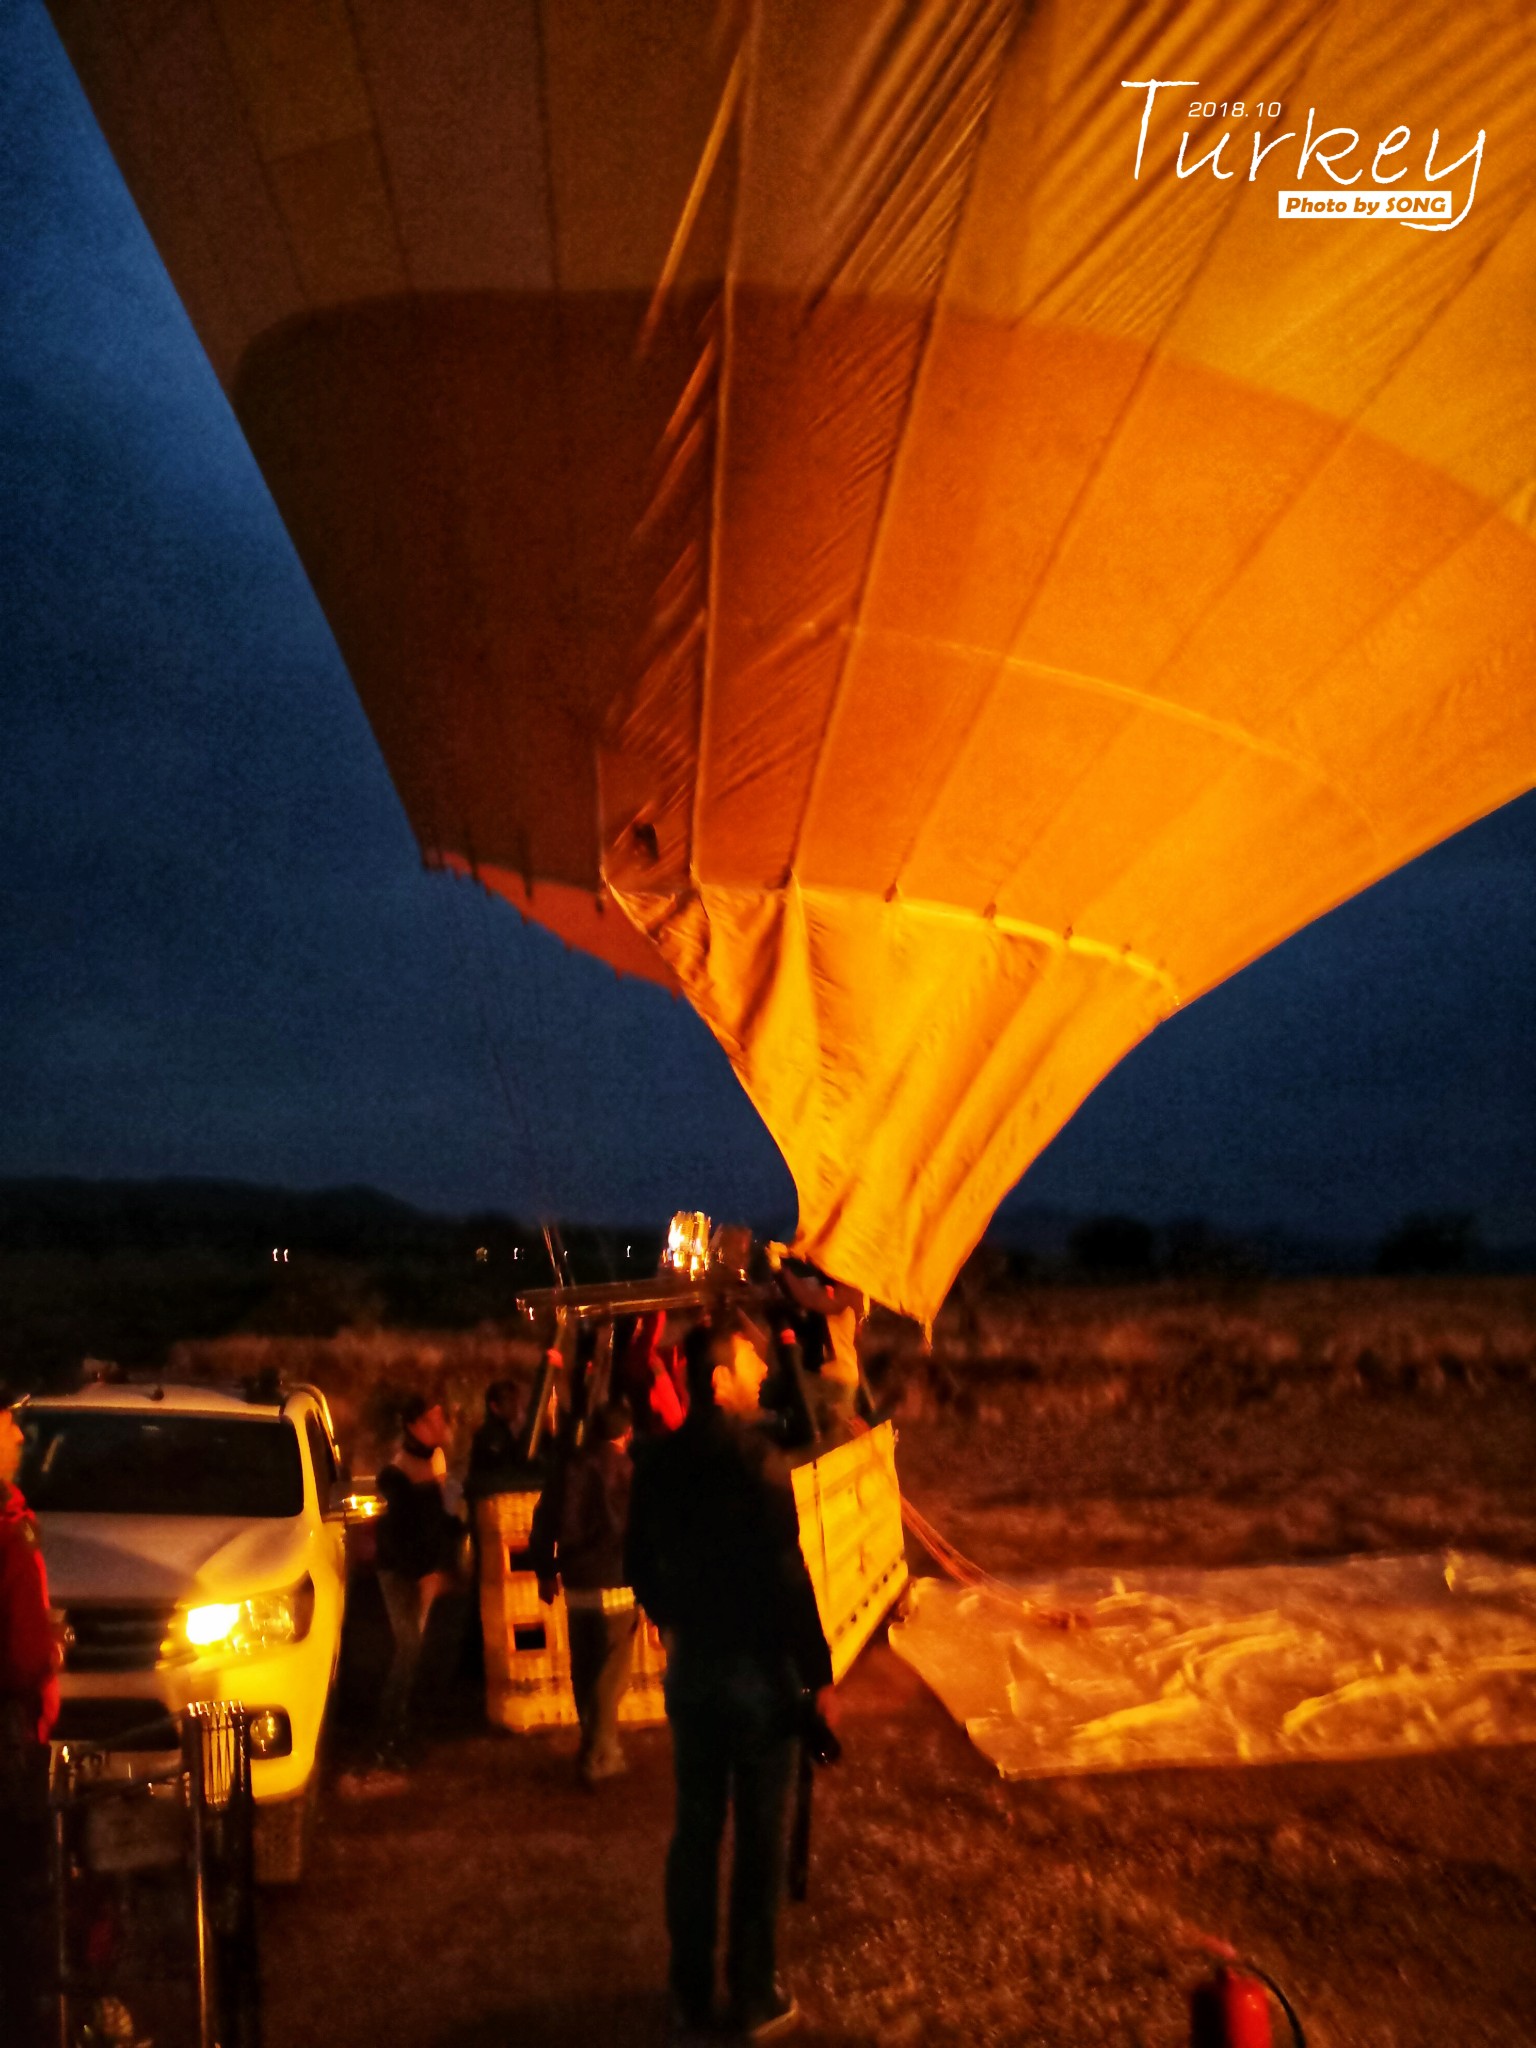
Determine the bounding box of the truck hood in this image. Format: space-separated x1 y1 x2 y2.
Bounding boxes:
39 1513 310 1604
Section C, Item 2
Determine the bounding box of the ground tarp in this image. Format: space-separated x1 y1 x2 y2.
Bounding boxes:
889 1551 1536 1778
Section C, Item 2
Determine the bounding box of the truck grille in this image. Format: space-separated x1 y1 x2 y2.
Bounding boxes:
61 1604 181 1673
53 1699 180 1751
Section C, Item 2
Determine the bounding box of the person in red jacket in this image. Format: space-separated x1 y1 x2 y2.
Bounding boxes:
1 1387 61 2048
0 1401 58 1743
617 1311 689 1434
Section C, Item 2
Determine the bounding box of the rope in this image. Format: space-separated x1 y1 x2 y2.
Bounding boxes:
446 859 569 1288
898 1494 1091 1629
442 868 550 1245
460 864 583 1283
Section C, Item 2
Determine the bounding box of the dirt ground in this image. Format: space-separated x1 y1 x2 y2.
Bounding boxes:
260 1285 1536 2047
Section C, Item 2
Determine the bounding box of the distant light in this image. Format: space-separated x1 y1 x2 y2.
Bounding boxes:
271 1247 289 1263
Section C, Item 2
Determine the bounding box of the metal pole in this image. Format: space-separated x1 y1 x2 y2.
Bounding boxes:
565 1321 600 1454
51 1758 71 2048
518 1323 565 1465
515 1273 761 1322
587 1322 615 1415
183 1714 216 2048
231 1708 261 2048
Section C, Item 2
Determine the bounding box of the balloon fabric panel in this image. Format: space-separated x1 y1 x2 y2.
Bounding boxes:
48 0 1536 1319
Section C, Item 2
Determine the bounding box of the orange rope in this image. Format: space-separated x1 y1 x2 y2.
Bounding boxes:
899 1496 1091 1628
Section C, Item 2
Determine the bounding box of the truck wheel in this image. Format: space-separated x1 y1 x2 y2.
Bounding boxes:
254 1776 316 1885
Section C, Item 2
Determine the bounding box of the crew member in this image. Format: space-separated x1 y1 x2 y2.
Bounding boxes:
373 1395 462 1770
626 1316 834 2043
779 1262 868 1441
617 1311 688 1434
534 1400 638 1785
1 1388 60 2048
466 1378 531 1503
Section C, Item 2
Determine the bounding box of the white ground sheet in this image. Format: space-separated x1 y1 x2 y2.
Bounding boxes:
888 1553 1536 1778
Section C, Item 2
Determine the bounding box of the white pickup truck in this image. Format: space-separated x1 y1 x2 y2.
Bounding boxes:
22 1379 353 1882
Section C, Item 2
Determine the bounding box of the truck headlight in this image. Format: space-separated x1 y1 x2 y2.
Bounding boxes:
182 1575 315 1655
185 1602 241 1646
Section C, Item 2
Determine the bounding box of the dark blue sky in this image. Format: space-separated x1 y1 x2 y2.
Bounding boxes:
2 2 1532 1250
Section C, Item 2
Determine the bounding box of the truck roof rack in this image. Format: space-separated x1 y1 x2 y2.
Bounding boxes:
280 1381 340 1440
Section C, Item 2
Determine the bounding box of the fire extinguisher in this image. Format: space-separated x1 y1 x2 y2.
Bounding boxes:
1189 1960 1306 2047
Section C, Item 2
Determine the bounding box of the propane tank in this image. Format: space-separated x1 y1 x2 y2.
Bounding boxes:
1190 1965 1273 2047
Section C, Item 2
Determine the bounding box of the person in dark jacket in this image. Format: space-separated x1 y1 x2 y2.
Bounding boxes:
465 1377 531 1503
373 1395 462 1769
1 1389 59 2048
626 1317 834 2044
533 1400 637 1784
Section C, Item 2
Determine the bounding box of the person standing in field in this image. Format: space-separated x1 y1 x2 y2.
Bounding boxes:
533 1399 638 1784
626 1316 833 2043
372 1394 462 1771
465 1377 531 1503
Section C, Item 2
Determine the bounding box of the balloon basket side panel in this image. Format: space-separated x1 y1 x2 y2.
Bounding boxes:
476 1493 666 1731
792 1422 909 1685
475 1423 906 1728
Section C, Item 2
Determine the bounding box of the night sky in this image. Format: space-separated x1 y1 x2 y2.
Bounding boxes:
3 2 1533 1253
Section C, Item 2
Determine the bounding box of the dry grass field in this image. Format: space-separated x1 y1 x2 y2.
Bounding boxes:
890 1278 1536 1575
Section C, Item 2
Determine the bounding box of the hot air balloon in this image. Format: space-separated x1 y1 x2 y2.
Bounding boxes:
48 0 1536 1322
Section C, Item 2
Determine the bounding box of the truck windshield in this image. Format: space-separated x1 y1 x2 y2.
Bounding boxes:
21 1411 305 1518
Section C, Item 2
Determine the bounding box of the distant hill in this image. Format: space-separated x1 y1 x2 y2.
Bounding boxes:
0 1178 659 1387
980 1200 1378 1276
1 1178 1529 1390
5 1175 1529 1275
0 1176 440 1255
984 1202 1533 1280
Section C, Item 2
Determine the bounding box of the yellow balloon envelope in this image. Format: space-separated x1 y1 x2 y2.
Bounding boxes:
50 0 1536 1320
